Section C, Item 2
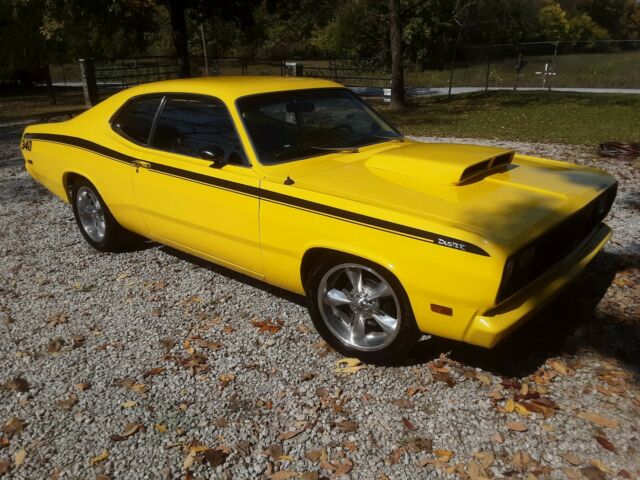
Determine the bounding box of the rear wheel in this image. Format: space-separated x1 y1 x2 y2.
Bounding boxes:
71 178 133 252
307 255 421 364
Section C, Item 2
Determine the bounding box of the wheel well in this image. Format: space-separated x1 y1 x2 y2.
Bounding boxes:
300 248 391 293
62 172 83 202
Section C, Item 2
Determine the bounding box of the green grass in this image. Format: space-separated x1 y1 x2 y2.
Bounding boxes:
380 91 640 145
0 88 86 123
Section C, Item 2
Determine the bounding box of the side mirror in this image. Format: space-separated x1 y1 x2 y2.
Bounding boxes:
200 146 226 168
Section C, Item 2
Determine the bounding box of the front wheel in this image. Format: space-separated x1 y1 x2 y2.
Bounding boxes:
307 255 421 364
71 178 133 252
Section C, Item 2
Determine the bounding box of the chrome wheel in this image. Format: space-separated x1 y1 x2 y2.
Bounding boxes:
76 186 106 242
318 263 401 351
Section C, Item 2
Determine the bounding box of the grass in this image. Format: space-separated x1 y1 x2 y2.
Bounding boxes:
0 87 86 123
381 90 640 145
1 87 638 147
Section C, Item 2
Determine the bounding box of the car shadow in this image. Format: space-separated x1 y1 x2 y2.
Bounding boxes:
405 250 640 383
157 243 639 384
158 246 307 308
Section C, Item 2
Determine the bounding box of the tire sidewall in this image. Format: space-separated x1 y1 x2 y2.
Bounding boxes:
307 253 420 364
71 179 122 251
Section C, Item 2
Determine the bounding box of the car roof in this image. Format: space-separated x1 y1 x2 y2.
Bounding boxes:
121 76 344 101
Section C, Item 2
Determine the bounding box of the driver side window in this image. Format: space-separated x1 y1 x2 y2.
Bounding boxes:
150 97 247 165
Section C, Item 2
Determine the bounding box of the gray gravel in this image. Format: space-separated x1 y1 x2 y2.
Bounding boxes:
1 129 639 480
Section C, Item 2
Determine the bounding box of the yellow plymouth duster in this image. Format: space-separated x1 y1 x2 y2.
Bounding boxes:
20 77 617 363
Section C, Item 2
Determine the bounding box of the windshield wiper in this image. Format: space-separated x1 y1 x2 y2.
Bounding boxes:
274 145 359 160
368 134 405 142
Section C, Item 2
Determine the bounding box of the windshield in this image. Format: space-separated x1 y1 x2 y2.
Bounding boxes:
236 88 402 164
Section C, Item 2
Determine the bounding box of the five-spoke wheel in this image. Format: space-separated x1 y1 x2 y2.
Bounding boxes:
307 255 420 363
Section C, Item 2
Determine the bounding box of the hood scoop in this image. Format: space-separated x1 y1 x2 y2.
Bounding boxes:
366 143 514 185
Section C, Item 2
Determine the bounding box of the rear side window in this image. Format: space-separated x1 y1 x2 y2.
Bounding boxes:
113 97 162 144
150 97 247 165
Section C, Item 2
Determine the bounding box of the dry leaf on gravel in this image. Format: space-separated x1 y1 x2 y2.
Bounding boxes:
74 382 91 391
121 400 137 408
270 472 298 480
14 449 25 467
406 386 426 397
334 459 354 476
405 437 432 454
143 367 165 378
560 452 582 466
0 436 9 449
334 358 366 375
194 339 222 351
506 421 528 432
2 417 24 437
402 417 417 431
2 377 29 393
251 319 283 333
0 459 10 475
474 451 494 469
90 449 109 465
334 420 358 432
581 466 606 480
47 338 65 354
56 395 77 411
431 371 456 387
594 435 616 452
577 411 619 428
433 449 454 463
588 459 609 472
548 359 573 376
154 423 167 433
218 373 235 390
202 448 230 467
278 430 303 441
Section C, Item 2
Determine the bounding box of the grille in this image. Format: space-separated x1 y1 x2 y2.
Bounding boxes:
496 183 617 304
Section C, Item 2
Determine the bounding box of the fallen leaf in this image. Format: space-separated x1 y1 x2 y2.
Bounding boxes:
251 319 283 334
405 437 432 454
194 339 222 351
264 444 284 460
431 370 456 387
581 466 606 480
2 377 29 393
334 358 366 375
474 451 494 469
0 436 9 449
549 360 572 376
202 448 229 467
56 395 77 411
402 417 417 431
617 469 632 479
121 400 137 408
304 449 323 462
434 449 454 463
218 373 235 390
335 420 358 432
114 377 136 389
90 449 109 465
334 459 353 476
577 412 619 428
121 423 143 438
562 467 582 479
560 452 582 466
14 449 26 466
588 459 608 472
47 338 65 354
2 417 24 437
0 459 10 475
154 424 167 433
270 472 298 480
143 367 165 378
476 373 492 386
278 430 303 441
503 398 515 413
406 386 426 397
74 382 91 391
506 421 528 432
594 435 616 453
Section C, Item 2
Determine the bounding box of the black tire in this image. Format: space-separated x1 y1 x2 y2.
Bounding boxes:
70 178 133 252
306 253 421 364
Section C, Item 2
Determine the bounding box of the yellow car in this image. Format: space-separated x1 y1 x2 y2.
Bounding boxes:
20 77 617 363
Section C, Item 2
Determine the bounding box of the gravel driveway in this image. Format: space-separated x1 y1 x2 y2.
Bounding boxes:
1 127 638 479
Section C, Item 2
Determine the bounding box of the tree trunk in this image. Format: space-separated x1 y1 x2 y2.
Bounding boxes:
166 0 191 78
43 65 56 105
388 0 405 110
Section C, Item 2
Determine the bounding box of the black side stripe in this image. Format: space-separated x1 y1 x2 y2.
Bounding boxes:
24 133 489 256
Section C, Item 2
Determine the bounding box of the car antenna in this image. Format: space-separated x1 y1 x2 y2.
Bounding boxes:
284 176 295 185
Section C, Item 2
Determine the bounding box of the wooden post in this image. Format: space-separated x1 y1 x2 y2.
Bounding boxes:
484 44 492 91
79 58 98 107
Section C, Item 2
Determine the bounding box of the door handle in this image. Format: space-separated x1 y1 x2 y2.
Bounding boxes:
133 160 151 172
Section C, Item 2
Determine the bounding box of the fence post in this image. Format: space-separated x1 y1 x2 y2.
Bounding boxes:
79 58 98 107
448 27 462 98
549 41 559 91
484 43 492 91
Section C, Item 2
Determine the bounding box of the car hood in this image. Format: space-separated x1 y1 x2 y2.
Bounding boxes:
284 141 615 250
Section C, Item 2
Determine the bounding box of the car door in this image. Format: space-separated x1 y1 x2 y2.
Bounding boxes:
130 95 263 277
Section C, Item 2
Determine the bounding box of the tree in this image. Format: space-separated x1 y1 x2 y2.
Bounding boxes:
388 0 405 110
164 0 190 77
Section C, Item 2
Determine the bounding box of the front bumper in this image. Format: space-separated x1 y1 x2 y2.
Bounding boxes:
462 223 611 348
